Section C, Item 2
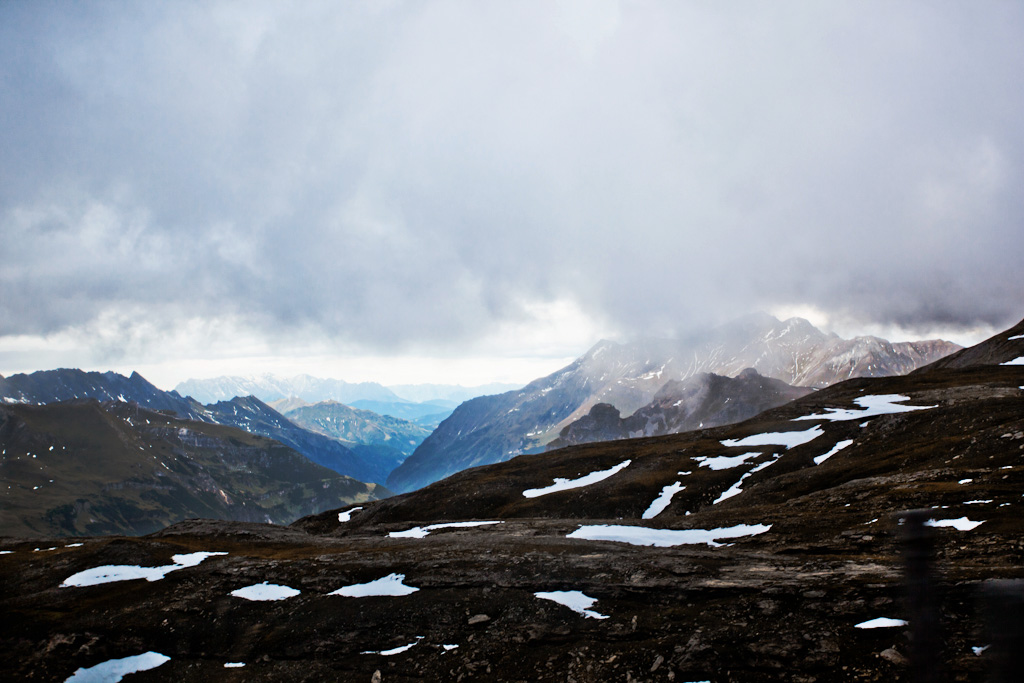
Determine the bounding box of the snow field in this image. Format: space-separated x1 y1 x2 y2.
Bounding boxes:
924 517 984 531
720 425 823 449
813 439 854 465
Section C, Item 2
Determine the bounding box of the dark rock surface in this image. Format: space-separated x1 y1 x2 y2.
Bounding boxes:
1 320 1020 682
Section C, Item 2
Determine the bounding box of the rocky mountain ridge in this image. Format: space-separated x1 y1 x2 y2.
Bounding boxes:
547 367 812 450
387 314 960 492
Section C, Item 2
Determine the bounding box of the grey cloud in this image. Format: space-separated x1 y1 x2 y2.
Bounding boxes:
2 1 1022 360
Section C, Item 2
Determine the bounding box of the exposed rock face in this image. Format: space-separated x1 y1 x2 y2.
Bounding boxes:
388 315 960 492
0 399 387 537
548 368 812 449
1 318 1020 682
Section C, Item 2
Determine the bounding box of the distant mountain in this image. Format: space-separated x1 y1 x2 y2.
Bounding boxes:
386 382 522 404
348 400 455 429
386 315 960 492
0 369 210 421
282 401 430 457
547 368 812 449
174 374 403 405
203 396 396 486
0 399 387 537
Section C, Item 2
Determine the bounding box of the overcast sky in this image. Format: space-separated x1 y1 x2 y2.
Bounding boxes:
2 1 1022 388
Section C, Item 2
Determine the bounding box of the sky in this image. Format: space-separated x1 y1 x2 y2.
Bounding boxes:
2 1 1022 389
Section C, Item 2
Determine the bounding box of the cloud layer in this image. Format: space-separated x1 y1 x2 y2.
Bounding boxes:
2 1 1022 374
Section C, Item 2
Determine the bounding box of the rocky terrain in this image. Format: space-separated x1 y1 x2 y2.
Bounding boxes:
387 315 959 492
0 400 387 537
548 368 812 449
1 319 1020 682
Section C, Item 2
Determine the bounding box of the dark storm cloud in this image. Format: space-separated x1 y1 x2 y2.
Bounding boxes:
2 1 1022 360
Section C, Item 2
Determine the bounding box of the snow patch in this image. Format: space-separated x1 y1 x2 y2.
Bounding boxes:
534 590 608 619
642 482 685 519
523 460 631 498
855 617 907 629
362 637 423 656
230 582 300 601
567 523 771 548
814 439 854 465
1001 357 1024 365
224 662 245 668
61 552 226 587
721 426 823 450
693 452 759 470
795 394 935 422
925 517 984 531
389 521 503 538
329 573 419 597
338 506 363 522
65 651 170 682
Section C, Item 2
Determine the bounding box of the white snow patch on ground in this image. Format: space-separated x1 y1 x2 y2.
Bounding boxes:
721 426 824 450
330 573 419 597
224 662 245 668
814 439 854 465
973 645 990 655
523 460 631 498
964 500 993 505
925 517 984 531
61 552 227 588
389 521 503 538
693 452 759 470
443 644 459 651
958 479 973 484
534 590 608 619
642 482 685 519
1008 334 1024 340
338 507 363 522
362 637 423 656
567 523 771 548
65 651 170 682
795 394 935 422
1001 356 1024 365
230 582 300 601
855 617 907 629
0 550 12 555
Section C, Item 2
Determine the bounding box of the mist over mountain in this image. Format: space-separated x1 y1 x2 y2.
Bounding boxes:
174 374 402 405
387 315 960 493
386 382 522 404
547 368 812 450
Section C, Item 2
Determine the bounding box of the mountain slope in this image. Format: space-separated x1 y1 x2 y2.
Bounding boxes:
547 367 812 449
387 315 959 492
0 399 387 537
203 396 395 485
283 400 430 456
3 318 1019 682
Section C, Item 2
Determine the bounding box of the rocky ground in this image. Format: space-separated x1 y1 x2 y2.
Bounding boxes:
2 324 1022 682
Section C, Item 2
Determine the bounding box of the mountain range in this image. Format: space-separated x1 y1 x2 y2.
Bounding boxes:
386 314 960 492
1 370 424 486
3 316 1019 681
